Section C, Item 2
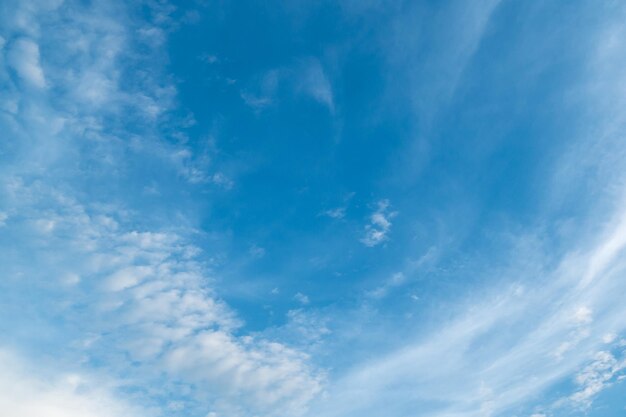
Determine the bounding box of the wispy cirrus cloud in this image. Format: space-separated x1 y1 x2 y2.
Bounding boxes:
310 214 626 416
4 1 626 417
240 57 334 113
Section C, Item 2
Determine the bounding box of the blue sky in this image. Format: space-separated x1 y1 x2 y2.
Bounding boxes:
1 1 626 416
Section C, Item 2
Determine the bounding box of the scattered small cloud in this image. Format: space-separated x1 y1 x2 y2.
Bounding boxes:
249 245 266 258
321 193 355 220
294 292 310 305
240 91 273 109
361 199 397 247
137 26 166 47
322 207 346 219
143 182 160 195
211 172 234 189
199 53 219 64
567 349 626 409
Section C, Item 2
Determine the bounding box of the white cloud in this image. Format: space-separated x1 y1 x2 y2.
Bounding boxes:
0 1 324 412
368 272 405 299
309 203 626 417
322 207 346 219
104 265 154 291
5 2 626 417
7 38 46 88
567 349 626 409
603 333 617 344
361 199 396 247
62 272 81 286
240 91 273 109
0 179 323 417
388 0 501 123
211 172 234 189
295 58 334 112
249 245 266 258
0 349 148 417
282 309 332 348
321 194 354 220
294 292 310 305
573 306 593 325
164 331 323 415
241 57 333 112
304 6 626 413
34 218 56 233
163 145 232 187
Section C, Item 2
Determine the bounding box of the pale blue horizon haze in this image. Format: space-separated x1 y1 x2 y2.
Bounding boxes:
1 1 626 417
